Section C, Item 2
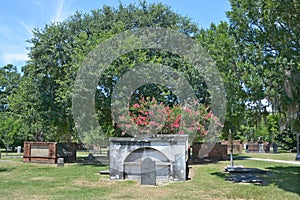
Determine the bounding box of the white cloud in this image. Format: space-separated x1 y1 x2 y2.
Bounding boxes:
51 0 77 23
52 0 65 22
2 53 29 65
0 0 77 68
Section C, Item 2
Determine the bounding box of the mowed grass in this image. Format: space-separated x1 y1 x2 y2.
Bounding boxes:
0 155 299 199
235 149 297 161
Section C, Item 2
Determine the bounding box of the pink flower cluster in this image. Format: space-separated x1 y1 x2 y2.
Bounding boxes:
116 97 222 137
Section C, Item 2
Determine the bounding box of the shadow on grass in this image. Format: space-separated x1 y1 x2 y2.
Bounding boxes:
210 171 227 179
232 154 251 160
188 157 223 165
211 166 300 195
0 167 16 172
265 166 300 195
76 159 108 168
75 161 108 167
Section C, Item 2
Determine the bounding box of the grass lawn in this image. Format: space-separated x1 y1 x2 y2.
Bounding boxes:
235 151 297 161
0 153 299 200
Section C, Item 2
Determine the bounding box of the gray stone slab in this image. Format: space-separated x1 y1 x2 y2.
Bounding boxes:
31 145 49 157
109 134 188 142
225 167 266 173
141 157 156 185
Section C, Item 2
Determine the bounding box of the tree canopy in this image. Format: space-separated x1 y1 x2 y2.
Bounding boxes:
197 0 299 146
1 0 299 149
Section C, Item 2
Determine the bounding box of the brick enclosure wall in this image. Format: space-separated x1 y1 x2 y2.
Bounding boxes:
247 142 270 152
23 142 77 163
192 142 228 161
23 142 57 163
221 140 242 153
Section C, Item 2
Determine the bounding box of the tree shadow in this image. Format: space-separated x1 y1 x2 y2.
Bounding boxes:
188 159 221 165
232 154 251 160
75 160 108 167
0 167 16 172
264 166 300 195
211 171 227 179
76 154 109 167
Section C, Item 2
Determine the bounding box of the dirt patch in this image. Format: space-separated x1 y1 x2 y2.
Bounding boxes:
108 184 173 199
10 194 54 200
74 176 123 188
31 177 54 181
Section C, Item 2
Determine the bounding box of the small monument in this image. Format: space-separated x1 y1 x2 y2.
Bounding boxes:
17 146 22 154
258 143 264 153
57 158 64 167
87 153 95 163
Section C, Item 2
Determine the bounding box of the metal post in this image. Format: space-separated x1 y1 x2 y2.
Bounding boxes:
229 129 234 168
296 133 300 161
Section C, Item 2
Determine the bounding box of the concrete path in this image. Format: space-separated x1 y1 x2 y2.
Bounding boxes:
245 157 300 165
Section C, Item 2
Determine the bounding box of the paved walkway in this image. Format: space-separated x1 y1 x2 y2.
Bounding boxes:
245 157 300 165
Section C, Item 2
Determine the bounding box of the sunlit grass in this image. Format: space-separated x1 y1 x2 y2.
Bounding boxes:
236 151 297 161
0 156 299 199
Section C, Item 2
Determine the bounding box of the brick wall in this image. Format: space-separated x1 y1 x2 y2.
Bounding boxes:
221 140 242 153
246 142 270 153
23 142 57 163
192 142 228 161
23 142 77 163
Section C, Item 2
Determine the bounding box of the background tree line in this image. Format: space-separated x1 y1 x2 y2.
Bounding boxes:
0 0 299 150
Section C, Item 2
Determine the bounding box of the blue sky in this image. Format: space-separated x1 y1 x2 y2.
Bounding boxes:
0 0 231 68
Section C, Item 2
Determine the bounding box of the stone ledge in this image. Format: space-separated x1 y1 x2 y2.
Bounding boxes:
109 134 188 142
